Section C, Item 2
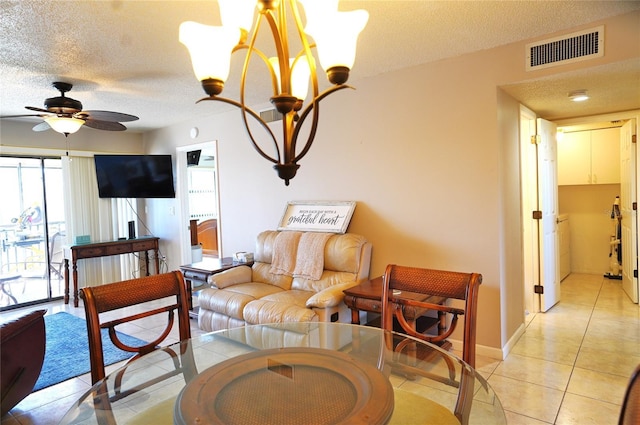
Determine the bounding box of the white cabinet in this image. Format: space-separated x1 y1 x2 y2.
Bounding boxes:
590 128 621 184
558 127 620 185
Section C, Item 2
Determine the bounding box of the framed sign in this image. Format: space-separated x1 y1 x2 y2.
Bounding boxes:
278 201 356 233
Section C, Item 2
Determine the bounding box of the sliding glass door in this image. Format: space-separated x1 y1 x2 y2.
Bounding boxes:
0 156 66 310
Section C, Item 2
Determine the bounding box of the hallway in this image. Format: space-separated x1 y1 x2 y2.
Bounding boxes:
480 273 640 424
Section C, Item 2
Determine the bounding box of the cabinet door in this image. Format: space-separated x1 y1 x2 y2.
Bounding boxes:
590 127 620 184
557 131 590 185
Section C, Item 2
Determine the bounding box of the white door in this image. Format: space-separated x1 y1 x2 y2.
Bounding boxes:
620 119 638 302
537 118 561 311
520 107 539 314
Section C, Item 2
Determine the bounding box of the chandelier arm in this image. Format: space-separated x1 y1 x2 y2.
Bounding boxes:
236 14 283 164
257 6 291 97
241 14 283 99
292 85 354 162
232 44 280 97
290 0 320 100
197 96 280 164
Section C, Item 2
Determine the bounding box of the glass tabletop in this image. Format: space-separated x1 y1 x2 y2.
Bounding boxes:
60 322 505 425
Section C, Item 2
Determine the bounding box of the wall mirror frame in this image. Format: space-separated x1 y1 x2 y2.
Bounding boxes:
176 140 221 265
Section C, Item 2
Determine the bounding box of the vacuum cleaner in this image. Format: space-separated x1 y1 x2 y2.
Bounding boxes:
604 196 622 280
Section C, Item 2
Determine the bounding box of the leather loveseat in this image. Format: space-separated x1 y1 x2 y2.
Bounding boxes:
198 230 372 332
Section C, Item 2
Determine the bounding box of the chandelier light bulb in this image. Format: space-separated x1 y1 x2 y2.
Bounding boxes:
179 22 239 87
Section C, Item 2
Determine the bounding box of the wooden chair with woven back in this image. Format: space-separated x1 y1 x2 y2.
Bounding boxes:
79 270 197 424
380 264 482 424
381 264 482 367
619 364 640 425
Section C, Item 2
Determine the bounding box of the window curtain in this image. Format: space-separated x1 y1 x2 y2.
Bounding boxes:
112 198 139 279
61 156 138 287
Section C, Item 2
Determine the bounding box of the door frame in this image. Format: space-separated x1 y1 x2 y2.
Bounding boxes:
175 141 221 265
0 155 67 310
549 110 640 303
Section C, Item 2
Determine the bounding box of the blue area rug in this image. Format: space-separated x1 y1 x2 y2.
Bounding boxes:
34 312 148 391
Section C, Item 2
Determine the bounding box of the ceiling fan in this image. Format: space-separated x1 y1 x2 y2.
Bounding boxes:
0 81 139 136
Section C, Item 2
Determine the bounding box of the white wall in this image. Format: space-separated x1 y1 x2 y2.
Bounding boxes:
144 52 505 353
559 184 621 274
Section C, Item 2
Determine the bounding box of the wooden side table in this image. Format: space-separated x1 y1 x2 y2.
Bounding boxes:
343 277 385 325
179 257 251 319
343 276 447 333
64 237 160 307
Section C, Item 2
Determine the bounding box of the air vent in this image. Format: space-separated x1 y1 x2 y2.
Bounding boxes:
526 25 604 71
259 108 283 123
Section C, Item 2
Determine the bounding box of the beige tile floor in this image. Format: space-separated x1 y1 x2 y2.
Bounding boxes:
477 273 640 424
1 273 638 424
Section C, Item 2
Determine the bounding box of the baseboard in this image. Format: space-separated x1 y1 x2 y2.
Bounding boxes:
501 322 526 359
449 324 526 362
457 323 526 361
449 339 504 361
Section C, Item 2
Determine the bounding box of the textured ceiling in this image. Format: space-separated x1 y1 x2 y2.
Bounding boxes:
1 1 639 133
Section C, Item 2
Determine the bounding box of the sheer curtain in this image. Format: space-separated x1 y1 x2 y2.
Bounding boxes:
62 156 139 287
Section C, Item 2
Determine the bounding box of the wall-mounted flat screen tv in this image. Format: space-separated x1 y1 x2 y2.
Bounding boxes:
94 154 176 198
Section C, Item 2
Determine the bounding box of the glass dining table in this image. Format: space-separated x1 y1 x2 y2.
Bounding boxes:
60 322 505 425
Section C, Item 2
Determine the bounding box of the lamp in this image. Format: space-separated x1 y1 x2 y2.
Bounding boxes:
568 90 589 102
44 116 84 136
180 0 368 185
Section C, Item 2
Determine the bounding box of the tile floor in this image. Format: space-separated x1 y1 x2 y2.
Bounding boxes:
478 273 639 424
1 273 638 424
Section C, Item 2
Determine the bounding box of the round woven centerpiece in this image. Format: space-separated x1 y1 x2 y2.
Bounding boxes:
174 347 394 425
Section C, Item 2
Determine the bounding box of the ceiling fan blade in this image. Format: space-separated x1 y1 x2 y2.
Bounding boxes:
84 119 126 131
81 110 138 122
0 114 46 118
25 106 54 114
33 121 51 132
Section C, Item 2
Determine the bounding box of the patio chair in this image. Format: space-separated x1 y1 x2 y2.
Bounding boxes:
48 231 66 279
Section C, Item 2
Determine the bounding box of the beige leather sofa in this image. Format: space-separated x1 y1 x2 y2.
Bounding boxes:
198 230 372 332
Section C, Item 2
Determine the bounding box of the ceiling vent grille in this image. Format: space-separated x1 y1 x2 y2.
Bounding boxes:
526 25 604 71
259 108 283 123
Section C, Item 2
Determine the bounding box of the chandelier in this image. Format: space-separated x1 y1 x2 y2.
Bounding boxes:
179 0 368 185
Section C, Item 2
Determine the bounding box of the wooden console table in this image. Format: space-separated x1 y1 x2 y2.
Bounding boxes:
179 257 251 319
64 237 160 307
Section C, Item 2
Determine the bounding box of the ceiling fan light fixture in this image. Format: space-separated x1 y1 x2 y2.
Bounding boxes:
568 90 589 102
45 116 84 135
